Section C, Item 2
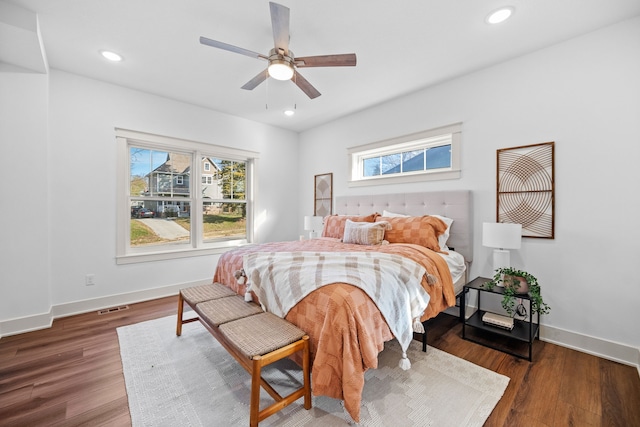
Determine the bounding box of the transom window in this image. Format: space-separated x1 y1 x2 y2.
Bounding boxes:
348 123 461 186
116 129 258 264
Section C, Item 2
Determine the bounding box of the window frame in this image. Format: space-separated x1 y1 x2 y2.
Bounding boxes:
348 123 462 187
116 128 259 265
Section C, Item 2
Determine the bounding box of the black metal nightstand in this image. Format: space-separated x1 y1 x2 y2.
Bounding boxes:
461 276 540 361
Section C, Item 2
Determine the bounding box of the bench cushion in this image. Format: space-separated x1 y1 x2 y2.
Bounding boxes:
196 295 263 327
180 282 235 305
219 312 307 358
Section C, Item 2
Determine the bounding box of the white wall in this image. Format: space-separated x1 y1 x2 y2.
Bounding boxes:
298 17 640 364
0 72 51 326
1 69 300 333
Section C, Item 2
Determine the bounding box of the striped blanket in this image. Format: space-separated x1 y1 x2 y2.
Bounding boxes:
242 251 431 369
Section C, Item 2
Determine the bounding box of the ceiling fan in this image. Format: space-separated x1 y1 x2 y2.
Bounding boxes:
199 2 356 99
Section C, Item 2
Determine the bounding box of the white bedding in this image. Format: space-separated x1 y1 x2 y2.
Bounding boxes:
438 249 466 284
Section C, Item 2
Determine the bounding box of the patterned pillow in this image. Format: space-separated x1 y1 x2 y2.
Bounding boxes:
383 210 453 250
342 220 391 245
321 213 378 239
376 215 447 251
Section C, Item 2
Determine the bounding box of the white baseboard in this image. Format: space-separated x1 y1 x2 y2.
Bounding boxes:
540 324 640 372
0 279 211 338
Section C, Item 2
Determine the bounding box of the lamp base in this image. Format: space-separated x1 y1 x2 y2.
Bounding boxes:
492 249 510 287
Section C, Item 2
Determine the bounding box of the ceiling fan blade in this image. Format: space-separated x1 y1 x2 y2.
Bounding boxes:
241 69 269 90
293 71 321 99
295 53 357 68
200 36 267 60
269 2 290 54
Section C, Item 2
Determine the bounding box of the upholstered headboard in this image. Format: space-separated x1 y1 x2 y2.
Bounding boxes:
334 190 473 262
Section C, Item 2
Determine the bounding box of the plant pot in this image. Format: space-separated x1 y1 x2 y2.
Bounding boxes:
504 275 529 294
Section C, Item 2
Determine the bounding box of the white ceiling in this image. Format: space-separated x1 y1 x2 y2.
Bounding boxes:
3 0 640 132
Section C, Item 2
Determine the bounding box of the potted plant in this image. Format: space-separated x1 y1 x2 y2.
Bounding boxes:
483 267 551 317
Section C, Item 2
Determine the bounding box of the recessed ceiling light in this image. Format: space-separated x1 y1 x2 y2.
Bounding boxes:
284 109 295 117
486 7 514 25
100 50 123 62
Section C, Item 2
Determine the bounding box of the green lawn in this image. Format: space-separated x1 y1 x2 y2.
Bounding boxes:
176 213 246 239
130 220 164 245
131 214 245 246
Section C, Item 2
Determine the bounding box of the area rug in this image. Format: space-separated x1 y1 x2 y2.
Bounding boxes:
117 315 509 426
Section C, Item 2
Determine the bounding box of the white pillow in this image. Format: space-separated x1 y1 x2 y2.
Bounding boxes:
382 210 453 250
432 215 454 250
382 210 409 217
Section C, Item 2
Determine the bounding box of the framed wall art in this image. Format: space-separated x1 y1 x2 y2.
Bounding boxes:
496 141 555 239
314 173 333 217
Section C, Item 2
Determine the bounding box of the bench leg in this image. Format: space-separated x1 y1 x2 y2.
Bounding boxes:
302 336 311 410
422 321 428 353
176 293 184 336
250 356 262 427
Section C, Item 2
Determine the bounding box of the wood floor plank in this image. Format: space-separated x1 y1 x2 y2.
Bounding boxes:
0 398 67 427
0 349 84 392
51 395 130 427
64 377 127 419
559 347 602 416
599 357 640 426
553 399 601 427
482 355 527 426
0 384 33 410
504 341 565 425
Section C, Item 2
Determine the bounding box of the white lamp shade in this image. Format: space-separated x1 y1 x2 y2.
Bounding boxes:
482 222 522 249
304 216 324 232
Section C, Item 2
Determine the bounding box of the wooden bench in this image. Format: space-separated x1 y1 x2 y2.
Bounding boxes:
176 283 312 426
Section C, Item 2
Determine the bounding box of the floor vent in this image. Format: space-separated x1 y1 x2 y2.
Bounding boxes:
98 305 129 315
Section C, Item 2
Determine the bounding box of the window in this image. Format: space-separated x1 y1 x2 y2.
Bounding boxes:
348 123 461 186
116 129 258 264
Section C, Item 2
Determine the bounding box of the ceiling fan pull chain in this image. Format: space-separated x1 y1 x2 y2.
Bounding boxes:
265 74 269 110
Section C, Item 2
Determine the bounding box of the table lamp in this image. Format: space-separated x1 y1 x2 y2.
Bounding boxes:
482 222 522 284
304 216 324 239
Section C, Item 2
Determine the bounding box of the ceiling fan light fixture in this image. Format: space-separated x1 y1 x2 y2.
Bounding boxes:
486 6 514 24
268 60 294 81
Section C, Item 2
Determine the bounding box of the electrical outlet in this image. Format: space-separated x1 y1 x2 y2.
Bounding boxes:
85 274 95 286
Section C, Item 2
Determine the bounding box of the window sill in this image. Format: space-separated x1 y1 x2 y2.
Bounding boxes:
116 243 246 265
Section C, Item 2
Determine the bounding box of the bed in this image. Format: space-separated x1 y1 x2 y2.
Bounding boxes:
212 190 472 422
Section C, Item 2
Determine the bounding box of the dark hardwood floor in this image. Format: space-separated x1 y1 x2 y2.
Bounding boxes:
1 296 639 426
